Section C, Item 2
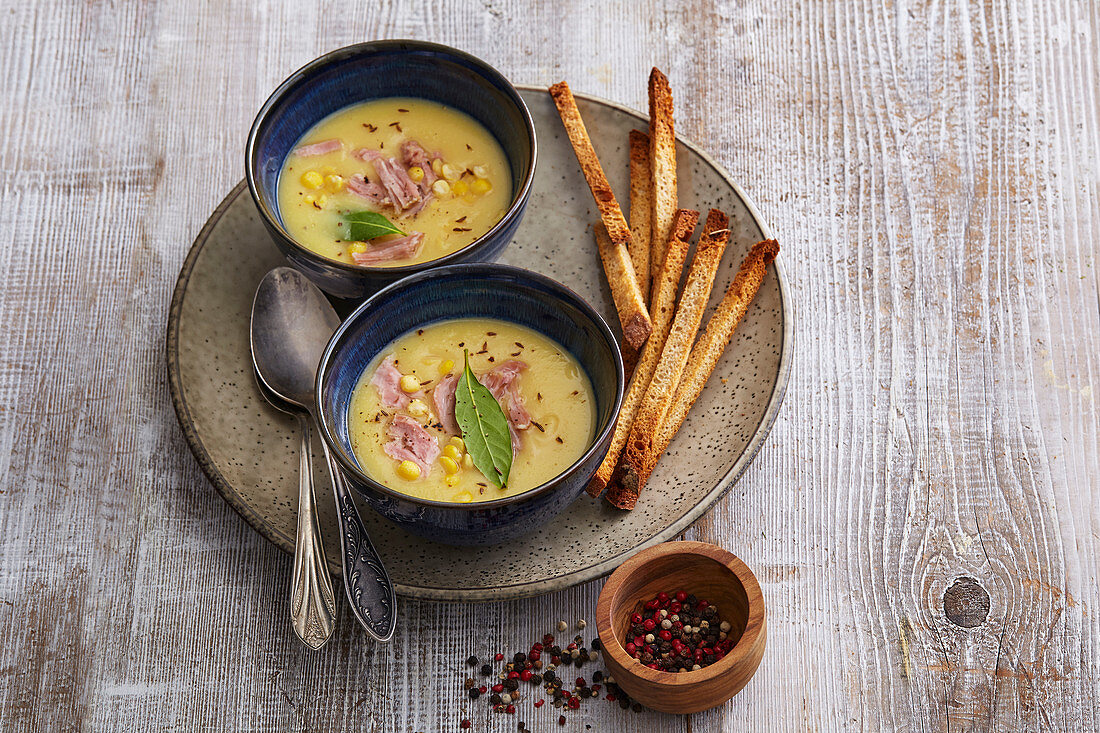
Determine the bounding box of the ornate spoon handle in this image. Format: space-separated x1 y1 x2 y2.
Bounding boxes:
321 440 397 642
289 413 337 649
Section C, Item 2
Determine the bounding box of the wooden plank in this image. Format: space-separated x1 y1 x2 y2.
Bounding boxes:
0 0 1095 731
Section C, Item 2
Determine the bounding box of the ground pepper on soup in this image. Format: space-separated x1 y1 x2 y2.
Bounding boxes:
349 319 596 503
278 98 511 267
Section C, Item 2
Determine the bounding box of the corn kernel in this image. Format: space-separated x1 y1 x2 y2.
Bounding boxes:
452 180 469 196
463 454 473 469
473 165 489 179
408 165 424 182
440 456 459 474
408 399 429 417
348 241 367 254
300 170 323 189
324 174 345 193
438 359 455 375
432 179 451 196
471 178 492 194
448 436 466 451
431 158 444 175
396 460 421 480
314 194 327 207
450 488 472 501
399 374 420 393
441 163 461 181
302 194 315 205
443 444 462 461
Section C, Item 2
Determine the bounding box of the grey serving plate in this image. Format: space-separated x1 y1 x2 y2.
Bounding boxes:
166 87 792 601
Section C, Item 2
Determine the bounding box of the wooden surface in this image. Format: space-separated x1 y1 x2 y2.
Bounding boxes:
0 1 1097 730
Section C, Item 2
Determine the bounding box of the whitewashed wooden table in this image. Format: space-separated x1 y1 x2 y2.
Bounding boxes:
2 1 1097 730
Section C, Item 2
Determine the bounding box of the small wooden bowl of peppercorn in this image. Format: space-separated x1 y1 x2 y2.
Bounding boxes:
595 541 766 714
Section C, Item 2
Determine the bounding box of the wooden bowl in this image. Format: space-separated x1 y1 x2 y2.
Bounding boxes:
595 541 766 713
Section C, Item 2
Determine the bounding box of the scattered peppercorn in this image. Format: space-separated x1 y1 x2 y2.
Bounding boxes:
468 688 480 700
467 655 479 666
460 720 471 730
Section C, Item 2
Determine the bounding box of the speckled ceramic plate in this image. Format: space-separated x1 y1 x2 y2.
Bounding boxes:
167 87 792 601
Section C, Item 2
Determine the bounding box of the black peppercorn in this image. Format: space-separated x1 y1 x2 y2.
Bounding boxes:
531 674 543 685
466 655 479 666
543 670 556 682
592 671 603 683
490 693 503 705
467 688 480 700
505 678 519 691
618 698 630 709
514 652 526 664
481 664 493 676
591 638 601 651
632 703 643 712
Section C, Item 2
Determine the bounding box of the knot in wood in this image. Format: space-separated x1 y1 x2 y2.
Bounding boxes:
943 577 990 628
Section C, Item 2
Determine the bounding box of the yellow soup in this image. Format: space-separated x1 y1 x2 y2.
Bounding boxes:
349 319 596 503
277 98 512 267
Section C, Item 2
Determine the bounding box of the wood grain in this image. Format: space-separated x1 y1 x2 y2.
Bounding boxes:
0 0 1096 730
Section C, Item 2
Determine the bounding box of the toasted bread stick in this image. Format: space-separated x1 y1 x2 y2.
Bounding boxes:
648 68 678 303
594 224 653 349
610 209 730 509
628 129 652 304
550 81 652 348
588 209 699 497
654 240 779 456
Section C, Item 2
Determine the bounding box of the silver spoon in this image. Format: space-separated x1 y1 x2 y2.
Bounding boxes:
250 267 397 646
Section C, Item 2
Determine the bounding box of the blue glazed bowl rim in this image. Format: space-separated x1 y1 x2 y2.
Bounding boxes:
244 39 537 275
315 262 626 511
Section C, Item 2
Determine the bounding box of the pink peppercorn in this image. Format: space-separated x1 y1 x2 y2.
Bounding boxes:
534 699 545 708
624 642 636 655
494 653 504 661
506 704 515 714
675 591 687 602
630 613 643 624
520 670 532 682
491 683 504 693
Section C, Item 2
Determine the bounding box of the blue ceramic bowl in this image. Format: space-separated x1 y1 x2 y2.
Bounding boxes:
315 264 624 546
246 40 537 300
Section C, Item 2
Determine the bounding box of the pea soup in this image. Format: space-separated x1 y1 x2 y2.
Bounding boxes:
349 319 596 503
277 98 512 267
